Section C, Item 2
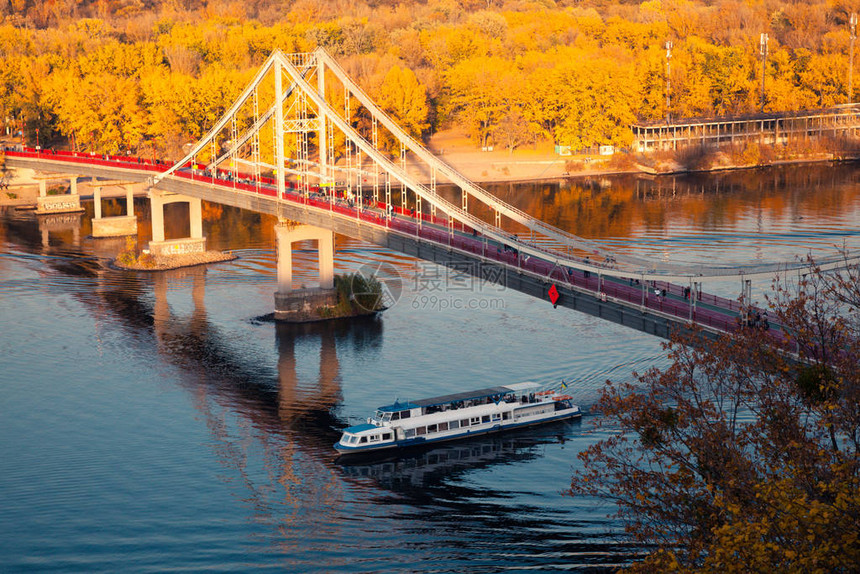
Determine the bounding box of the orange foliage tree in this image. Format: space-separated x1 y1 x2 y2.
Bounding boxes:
1 0 858 154
570 258 860 571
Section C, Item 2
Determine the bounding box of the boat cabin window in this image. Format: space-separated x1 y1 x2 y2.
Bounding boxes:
359 436 368 444
375 410 393 422
502 412 511 420
382 433 392 440
416 426 427 436
482 415 491 423
461 419 470 427
439 422 449 431
391 412 399 421
470 417 481 426
399 410 410 419
449 420 459 430
427 424 438 433
405 429 415 438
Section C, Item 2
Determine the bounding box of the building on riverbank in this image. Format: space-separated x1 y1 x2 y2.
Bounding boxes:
631 104 860 152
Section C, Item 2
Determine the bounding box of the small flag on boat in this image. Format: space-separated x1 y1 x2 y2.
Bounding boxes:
561 380 568 390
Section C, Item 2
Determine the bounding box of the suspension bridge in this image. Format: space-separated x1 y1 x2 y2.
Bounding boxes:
5 48 853 341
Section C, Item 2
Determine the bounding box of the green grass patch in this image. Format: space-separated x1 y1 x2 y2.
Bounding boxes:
316 273 385 319
115 237 156 269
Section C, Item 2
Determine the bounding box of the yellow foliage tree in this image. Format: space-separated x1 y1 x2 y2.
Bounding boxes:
4 0 858 156
374 65 429 138
443 55 511 147
553 57 638 150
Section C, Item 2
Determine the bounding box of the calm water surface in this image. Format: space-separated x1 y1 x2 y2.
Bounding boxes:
1 164 859 572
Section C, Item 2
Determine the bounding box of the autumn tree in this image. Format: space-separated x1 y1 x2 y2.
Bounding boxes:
570 256 860 572
5 0 860 156
375 64 430 139
493 107 531 154
442 55 512 148
552 55 638 150
798 52 848 108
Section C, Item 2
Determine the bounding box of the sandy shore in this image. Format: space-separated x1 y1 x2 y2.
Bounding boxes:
425 130 587 182
423 129 858 181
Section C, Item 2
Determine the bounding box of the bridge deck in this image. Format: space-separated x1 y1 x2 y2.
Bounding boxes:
5 149 783 344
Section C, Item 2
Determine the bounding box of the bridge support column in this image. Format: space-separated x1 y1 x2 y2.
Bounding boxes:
93 186 101 219
273 221 337 322
35 175 84 215
147 190 206 257
92 184 138 238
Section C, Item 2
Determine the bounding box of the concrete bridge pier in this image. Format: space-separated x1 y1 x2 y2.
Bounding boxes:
35 174 84 215
147 189 206 257
92 183 138 238
273 220 337 321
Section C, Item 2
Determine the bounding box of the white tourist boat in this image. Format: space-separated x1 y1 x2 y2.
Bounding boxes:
334 382 581 454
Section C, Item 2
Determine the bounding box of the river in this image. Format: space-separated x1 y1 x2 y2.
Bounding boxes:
1 164 859 571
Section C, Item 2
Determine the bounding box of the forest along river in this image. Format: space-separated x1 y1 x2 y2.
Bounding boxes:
1 164 859 572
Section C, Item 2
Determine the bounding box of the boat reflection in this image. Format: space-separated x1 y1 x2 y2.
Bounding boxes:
337 418 581 490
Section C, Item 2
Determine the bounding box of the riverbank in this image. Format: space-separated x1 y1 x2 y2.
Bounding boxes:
426 130 574 181
424 129 860 182
3 133 856 194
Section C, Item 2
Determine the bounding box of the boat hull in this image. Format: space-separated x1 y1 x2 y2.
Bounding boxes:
334 407 581 455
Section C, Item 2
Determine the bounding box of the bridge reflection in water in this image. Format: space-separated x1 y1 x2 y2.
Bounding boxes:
146 263 361 441
125 266 623 568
